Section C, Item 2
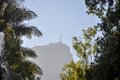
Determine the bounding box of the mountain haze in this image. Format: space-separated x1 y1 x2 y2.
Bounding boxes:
32 41 73 80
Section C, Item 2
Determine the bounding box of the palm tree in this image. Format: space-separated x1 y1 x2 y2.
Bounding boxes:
0 1 42 38
1 29 43 80
0 0 43 80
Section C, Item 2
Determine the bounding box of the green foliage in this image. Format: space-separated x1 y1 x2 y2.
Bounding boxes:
0 0 43 80
60 26 97 80
60 60 85 80
1 28 43 80
85 0 120 80
0 0 42 37
61 0 120 80
73 26 97 66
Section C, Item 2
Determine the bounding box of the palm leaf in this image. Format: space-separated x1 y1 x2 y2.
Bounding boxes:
9 8 37 23
21 47 37 58
12 24 42 38
0 0 24 7
22 60 43 75
35 65 43 76
8 0 25 6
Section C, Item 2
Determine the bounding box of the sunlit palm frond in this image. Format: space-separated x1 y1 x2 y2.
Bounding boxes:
8 60 43 79
22 60 43 76
12 24 42 38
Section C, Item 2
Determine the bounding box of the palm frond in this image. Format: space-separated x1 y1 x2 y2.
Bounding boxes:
21 47 37 58
9 8 37 23
0 0 24 6
35 65 43 75
22 8 38 20
22 60 43 75
12 24 42 38
31 26 43 37
9 0 25 6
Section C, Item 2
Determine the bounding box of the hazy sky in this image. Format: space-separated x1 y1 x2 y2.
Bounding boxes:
22 0 100 60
